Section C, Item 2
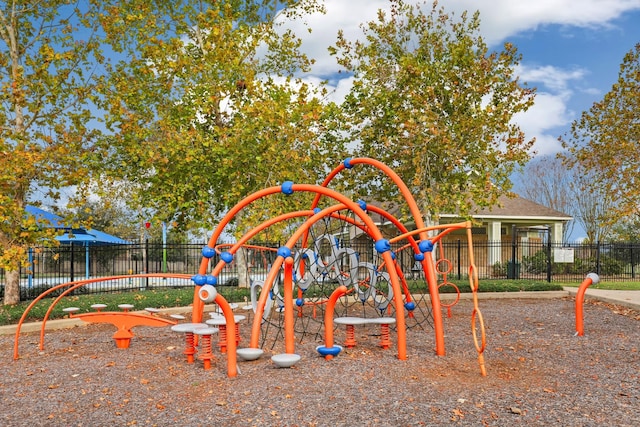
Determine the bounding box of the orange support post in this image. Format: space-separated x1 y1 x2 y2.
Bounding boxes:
575 273 600 336
322 285 348 360
283 256 296 354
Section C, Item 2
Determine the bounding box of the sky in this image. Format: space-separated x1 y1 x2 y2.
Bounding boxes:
280 0 640 157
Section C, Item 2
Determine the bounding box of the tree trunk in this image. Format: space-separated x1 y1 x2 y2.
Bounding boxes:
3 269 21 305
236 246 251 288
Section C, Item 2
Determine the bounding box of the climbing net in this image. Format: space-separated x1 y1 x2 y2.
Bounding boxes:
240 209 437 350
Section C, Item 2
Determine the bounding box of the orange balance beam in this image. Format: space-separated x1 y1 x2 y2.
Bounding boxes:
72 312 177 349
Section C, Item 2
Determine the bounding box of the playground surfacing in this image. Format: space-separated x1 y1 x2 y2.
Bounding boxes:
2 297 638 426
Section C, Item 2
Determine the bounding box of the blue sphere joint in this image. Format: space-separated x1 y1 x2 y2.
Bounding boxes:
313 207 321 215
205 275 218 286
277 246 292 258
357 199 367 212
296 298 304 307
281 181 294 195
201 246 216 259
419 239 434 253
390 251 396 261
375 239 391 254
414 252 425 261
192 274 206 286
220 251 234 264
405 301 416 311
343 158 353 169
317 345 342 357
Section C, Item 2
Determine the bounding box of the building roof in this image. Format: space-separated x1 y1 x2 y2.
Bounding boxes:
441 194 572 221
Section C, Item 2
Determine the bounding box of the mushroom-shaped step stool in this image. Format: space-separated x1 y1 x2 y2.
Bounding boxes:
91 304 107 312
334 317 369 348
171 323 208 363
236 347 264 362
193 327 219 370
368 317 397 349
205 315 246 353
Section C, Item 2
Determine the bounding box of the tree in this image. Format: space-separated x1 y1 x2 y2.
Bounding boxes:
516 155 576 242
0 1 110 305
331 0 535 224
95 1 345 287
561 43 640 227
96 0 343 235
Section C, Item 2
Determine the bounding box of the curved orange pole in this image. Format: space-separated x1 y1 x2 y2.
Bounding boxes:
13 273 192 361
322 285 348 360
466 227 486 376
283 257 295 354
214 293 238 377
313 158 444 355
193 186 287 324
281 187 407 360
243 184 406 360
249 255 285 347
575 273 600 336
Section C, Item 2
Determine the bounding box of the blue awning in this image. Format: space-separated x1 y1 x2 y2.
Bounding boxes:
26 205 129 245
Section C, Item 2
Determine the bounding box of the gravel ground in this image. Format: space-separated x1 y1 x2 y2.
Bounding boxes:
1 296 639 426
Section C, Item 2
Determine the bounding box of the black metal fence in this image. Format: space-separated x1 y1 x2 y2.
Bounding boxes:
2 240 640 300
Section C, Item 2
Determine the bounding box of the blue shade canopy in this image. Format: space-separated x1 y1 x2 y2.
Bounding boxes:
25 205 67 229
26 205 129 245
55 229 129 245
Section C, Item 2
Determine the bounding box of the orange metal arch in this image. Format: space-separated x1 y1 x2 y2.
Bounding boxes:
310 157 445 355
223 184 407 360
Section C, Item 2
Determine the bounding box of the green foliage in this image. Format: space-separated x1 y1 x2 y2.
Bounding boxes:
521 249 625 276
95 0 343 236
561 43 640 223
332 0 535 219
522 251 548 274
0 1 115 304
491 261 507 277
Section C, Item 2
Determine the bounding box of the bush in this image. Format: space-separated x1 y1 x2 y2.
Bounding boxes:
522 250 548 274
491 261 507 277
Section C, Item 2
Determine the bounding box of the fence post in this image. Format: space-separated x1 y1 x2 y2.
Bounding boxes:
596 242 601 275
457 239 461 280
508 225 517 279
631 244 635 279
70 242 75 283
145 239 149 289
546 237 552 283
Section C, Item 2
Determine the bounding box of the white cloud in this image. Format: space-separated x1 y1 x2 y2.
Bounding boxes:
516 65 587 93
280 0 639 157
511 64 588 155
287 0 640 78
444 0 640 46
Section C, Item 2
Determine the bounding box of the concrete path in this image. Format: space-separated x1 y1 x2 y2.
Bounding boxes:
563 286 640 311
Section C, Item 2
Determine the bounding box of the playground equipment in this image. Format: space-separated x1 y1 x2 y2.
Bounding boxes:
190 157 487 377
13 157 488 379
575 273 601 336
66 306 177 349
